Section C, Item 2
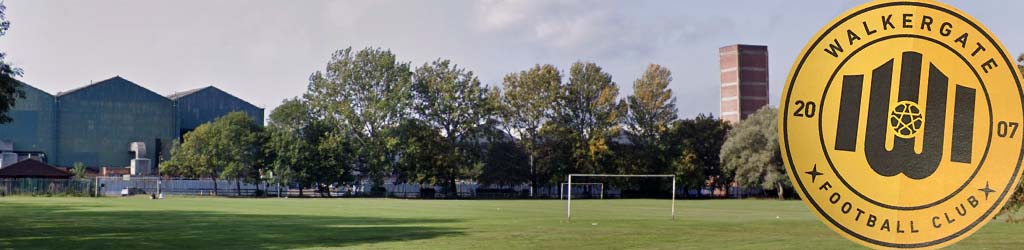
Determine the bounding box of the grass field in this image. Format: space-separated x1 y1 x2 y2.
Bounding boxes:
0 197 1020 249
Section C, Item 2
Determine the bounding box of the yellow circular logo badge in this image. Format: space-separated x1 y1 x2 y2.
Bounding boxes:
780 0 1024 248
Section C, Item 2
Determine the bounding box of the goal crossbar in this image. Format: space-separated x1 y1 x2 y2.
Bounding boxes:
566 174 676 222
560 182 605 200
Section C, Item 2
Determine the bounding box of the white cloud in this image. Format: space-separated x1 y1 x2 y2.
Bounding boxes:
475 0 537 30
474 0 614 50
473 0 733 59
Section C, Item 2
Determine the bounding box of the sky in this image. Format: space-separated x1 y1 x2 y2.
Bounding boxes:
1 0 1021 119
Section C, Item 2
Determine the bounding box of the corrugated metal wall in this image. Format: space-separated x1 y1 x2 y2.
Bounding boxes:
1 77 262 171
173 86 264 139
56 77 175 167
0 83 56 160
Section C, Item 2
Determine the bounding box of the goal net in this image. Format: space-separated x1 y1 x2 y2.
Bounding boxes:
565 174 677 221
96 176 163 197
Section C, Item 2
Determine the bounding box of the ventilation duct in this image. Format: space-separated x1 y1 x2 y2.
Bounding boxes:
129 142 152 175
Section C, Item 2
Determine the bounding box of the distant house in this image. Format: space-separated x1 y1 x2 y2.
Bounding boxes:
0 159 72 179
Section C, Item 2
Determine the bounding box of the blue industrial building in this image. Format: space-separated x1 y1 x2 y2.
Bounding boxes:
55 77 177 169
0 76 264 174
0 82 56 160
169 86 264 140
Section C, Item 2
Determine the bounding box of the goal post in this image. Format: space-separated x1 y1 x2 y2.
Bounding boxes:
566 174 676 222
560 182 604 200
96 176 163 197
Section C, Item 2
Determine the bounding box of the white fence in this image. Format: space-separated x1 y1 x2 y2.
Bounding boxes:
94 177 762 198
95 177 553 198
96 177 276 196
0 178 94 196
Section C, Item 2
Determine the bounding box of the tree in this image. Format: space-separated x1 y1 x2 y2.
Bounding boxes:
625 64 677 147
163 123 221 194
265 98 336 197
393 119 450 187
311 129 354 196
71 162 88 179
535 122 578 190
0 3 24 124
477 134 529 188
671 114 730 197
623 64 678 191
214 112 265 196
162 112 264 196
720 107 788 199
495 64 562 196
553 61 625 174
672 149 702 197
265 126 305 195
265 99 308 188
410 59 493 196
304 47 413 190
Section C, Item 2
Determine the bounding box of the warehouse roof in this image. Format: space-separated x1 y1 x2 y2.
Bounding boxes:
56 76 121 97
167 86 262 109
14 80 53 97
166 86 209 100
55 76 169 101
24 76 257 108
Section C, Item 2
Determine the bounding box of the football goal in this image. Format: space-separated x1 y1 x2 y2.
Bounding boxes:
560 182 604 200
96 175 164 197
565 174 676 221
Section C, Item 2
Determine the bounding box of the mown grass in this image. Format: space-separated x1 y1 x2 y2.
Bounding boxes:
0 197 1019 249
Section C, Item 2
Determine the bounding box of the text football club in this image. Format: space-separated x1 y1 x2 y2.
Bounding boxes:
779 0 1024 249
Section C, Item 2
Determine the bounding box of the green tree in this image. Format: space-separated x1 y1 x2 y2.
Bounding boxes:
624 64 678 187
162 112 264 196
535 122 578 189
554 61 625 174
162 124 221 194
265 98 334 197
625 64 677 147
495 64 562 196
265 99 308 190
393 119 449 188
720 107 788 199
214 112 265 196
70 162 88 179
311 129 353 196
265 126 305 195
672 149 702 197
304 47 412 190
671 114 730 197
410 59 493 196
273 98 353 196
0 3 24 124
477 134 530 188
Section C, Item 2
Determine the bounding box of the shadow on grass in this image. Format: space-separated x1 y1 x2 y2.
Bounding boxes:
0 202 463 249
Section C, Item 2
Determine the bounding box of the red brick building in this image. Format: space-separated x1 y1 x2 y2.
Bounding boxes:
719 44 769 123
